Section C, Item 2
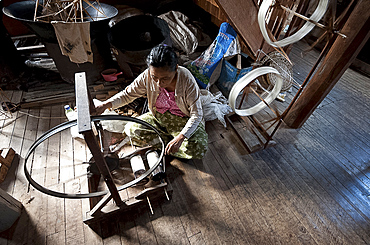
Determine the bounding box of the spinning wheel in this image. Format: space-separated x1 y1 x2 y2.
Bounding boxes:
226 67 283 153
24 115 166 199
24 72 170 224
229 66 283 117
258 0 329 47
227 0 351 153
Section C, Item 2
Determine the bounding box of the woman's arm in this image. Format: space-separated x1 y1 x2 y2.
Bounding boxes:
95 101 112 115
95 70 148 115
179 78 203 139
165 133 186 155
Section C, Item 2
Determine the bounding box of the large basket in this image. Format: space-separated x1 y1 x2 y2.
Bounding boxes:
260 51 293 92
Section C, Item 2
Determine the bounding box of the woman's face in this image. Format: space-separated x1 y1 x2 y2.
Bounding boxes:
149 65 177 89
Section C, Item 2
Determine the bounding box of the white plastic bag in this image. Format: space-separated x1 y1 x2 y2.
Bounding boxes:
93 99 127 133
200 89 232 127
159 11 199 55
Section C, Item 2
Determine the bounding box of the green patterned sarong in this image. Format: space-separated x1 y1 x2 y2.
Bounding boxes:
124 111 208 159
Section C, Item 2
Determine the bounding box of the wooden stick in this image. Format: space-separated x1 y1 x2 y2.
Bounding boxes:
82 5 94 20
66 3 74 22
146 196 154 215
280 5 347 38
36 0 78 19
33 0 40 21
249 86 280 119
83 0 107 17
80 0 83 22
74 2 77 22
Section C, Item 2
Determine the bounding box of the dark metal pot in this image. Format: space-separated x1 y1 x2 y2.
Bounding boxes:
3 1 118 83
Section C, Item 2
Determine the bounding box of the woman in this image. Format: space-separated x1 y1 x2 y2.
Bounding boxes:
96 44 208 159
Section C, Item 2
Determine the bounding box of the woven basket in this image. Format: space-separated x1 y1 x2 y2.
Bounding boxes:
260 51 293 92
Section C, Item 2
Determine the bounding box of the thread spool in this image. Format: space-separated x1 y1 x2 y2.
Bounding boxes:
146 150 166 181
130 155 148 185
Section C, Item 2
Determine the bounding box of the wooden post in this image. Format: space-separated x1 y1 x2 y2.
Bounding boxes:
75 72 123 207
284 0 370 128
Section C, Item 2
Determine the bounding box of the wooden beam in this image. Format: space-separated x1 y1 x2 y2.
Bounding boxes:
215 0 263 58
284 0 370 128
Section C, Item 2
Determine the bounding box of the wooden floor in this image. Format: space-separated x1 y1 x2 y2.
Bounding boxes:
0 40 369 245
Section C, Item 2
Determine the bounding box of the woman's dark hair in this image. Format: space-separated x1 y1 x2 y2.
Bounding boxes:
146 44 178 71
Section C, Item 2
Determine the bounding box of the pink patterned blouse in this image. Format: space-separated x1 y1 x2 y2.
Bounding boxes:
155 88 187 117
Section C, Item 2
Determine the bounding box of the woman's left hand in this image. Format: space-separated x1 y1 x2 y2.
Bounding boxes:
165 134 186 155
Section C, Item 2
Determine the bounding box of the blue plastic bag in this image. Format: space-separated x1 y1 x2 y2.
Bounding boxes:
216 53 253 98
188 22 239 89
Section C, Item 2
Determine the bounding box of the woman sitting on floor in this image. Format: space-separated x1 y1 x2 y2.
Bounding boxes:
96 44 208 159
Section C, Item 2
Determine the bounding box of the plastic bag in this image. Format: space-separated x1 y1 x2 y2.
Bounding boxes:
188 22 240 89
159 11 198 54
216 53 253 98
200 89 232 127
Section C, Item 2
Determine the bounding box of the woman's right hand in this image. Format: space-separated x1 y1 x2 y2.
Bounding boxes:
95 102 112 115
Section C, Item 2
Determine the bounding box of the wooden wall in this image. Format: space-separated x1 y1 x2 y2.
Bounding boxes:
192 0 256 58
192 0 228 26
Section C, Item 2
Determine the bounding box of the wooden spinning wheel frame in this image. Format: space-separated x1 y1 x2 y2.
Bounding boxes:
24 72 171 224
226 0 351 153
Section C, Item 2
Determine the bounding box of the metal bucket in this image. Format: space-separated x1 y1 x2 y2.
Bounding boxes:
3 1 118 83
109 14 171 78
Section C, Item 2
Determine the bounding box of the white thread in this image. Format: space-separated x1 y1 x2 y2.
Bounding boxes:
146 151 159 169
258 0 329 47
130 155 146 174
228 67 283 116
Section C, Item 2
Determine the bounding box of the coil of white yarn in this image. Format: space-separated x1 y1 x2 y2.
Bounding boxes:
228 66 283 116
130 155 146 177
258 0 329 47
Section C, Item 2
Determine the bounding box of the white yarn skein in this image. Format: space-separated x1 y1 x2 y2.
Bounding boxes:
258 0 329 47
130 155 146 175
228 66 283 116
147 151 160 169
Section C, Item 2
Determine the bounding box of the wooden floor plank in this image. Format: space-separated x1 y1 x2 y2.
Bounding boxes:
341 101 370 134
202 137 282 244
210 136 317 245
149 199 190 245
273 129 370 244
45 105 65 237
297 126 370 219
272 136 370 244
46 231 65 245
26 106 51 245
167 158 231 244
118 213 139 245
134 211 158 245
1 105 39 245
58 107 85 244
0 91 24 194
8 108 40 245
260 146 352 245
193 153 266 245
192 158 252 245
4 106 32 245
304 113 370 188
315 102 370 153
